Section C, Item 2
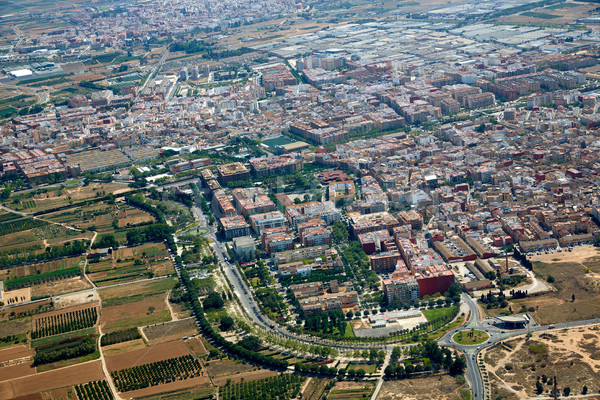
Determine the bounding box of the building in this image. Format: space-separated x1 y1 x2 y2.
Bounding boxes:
249 155 303 177
272 245 331 265
298 218 332 247
231 187 276 217
415 265 455 297
220 215 251 240
232 236 256 261
249 211 287 234
383 275 420 304
217 162 250 185
350 212 400 238
328 181 355 201
285 201 340 229
299 291 359 314
397 210 423 230
358 230 392 254
291 282 325 299
212 190 236 218
262 226 294 254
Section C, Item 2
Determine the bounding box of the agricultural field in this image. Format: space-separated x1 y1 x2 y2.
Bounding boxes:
377 373 469 400
301 377 334 400
219 374 304 400
205 358 278 386
5 183 133 213
100 292 171 332
31 305 98 339
88 242 174 286
328 381 375 400
45 202 154 234
485 326 600 400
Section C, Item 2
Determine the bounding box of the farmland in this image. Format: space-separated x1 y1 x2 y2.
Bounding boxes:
32 305 98 339
88 242 174 286
378 374 468 400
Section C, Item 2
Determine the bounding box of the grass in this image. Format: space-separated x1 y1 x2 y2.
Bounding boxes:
344 323 355 338
347 362 377 374
422 306 457 322
452 329 489 345
545 2 580 9
521 11 560 19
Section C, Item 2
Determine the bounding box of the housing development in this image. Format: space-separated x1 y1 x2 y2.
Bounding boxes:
1 0 600 399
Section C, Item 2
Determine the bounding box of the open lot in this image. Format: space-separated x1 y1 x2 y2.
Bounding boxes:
101 292 171 332
498 254 600 324
485 326 600 399
0 360 105 400
105 340 191 371
205 358 277 385
495 2 598 25
102 338 147 357
98 277 177 300
31 276 91 299
143 318 197 346
377 374 468 400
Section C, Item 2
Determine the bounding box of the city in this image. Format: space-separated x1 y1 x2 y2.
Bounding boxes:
0 0 600 399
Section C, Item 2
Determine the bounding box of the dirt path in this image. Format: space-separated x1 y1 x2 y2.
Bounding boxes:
97 298 123 400
165 290 176 321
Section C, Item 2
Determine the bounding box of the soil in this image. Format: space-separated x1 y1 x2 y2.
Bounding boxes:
185 337 207 356
0 360 104 400
53 289 98 310
211 369 278 386
31 276 92 298
118 377 211 397
143 318 198 346
0 363 36 381
529 245 599 264
0 345 33 363
102 338 147 357
105 340 191 372
1 288 31 305
101 293 170 332
377 374 466 400
485 326 600 399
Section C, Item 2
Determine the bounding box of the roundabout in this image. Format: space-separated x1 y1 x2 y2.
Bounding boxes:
452 329 489 346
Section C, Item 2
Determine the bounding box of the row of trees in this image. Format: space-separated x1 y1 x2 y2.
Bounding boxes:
33 335 96 366
100 327 141 347
0 217 47 236
111 355 202 392
5 266 81 291
0 239 88 269
75 380 114 400
220 374 304 400
32 307 97 339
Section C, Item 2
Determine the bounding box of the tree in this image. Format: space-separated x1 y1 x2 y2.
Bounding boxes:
203 292 224 310
582 385 587 395
563 387 570 397
449 354 466 376
536 378 544 394
220 316 234 331
547 275 555 283
147 306 155 314
238 335 261 351
571 294 575 302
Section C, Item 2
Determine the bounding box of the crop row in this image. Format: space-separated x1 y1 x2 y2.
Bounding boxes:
0 218 46 236
220 374 304 400
75 380 114 400
32 307 97 339
34 335 96 366
111 355 202 392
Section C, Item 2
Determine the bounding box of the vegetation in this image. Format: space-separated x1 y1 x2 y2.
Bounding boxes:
32 307 98 339
75 380 114 400
219 374 304 400
34 335 96 366
111 355 203 392
4 266 81 290
100 327 142 346
384 339 466 379
0 239 88 269
0 217 47 235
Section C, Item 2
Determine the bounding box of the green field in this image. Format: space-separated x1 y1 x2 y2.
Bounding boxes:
521 11 560 19
422 306 457 322
452 329 489 345
261 135 295 149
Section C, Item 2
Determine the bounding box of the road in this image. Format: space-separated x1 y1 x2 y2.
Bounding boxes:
439 293 600 400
